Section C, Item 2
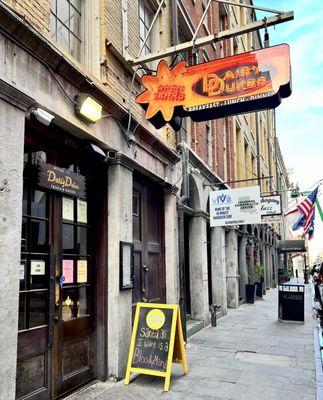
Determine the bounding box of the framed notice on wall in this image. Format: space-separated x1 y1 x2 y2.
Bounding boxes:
120 241 134 290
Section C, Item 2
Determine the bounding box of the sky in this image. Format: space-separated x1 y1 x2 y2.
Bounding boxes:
255 0 323 261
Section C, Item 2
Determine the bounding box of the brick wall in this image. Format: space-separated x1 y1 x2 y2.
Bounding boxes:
4 0 50 35
181 0 232 181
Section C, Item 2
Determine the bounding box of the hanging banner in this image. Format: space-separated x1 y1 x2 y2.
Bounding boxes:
209 186 261 227
260 195 282 216
136 44 291 129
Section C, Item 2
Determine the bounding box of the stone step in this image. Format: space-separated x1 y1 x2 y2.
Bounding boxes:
186 319 205 338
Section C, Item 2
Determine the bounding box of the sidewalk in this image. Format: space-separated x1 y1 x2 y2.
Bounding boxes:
68 287 318 400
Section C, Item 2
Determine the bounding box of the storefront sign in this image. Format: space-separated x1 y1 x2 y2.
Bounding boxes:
260 195 282 216
125 303 188 391
209 186 261 227
136 44 291 129
38 163 86 198
277 240 307 252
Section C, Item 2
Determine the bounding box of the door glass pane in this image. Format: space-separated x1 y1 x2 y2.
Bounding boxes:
21 218 27 252
20 260 27 291
77 226 87 255
63 224 74 253
31 151 47 165
62 288 77 320
31 190 46 218
77 286 89 317
30 260 47 289
30 220 47 253
22 186 28 215
29 292 47 328
18 294 26 331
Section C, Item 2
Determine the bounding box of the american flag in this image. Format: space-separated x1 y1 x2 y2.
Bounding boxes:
285 186 319 239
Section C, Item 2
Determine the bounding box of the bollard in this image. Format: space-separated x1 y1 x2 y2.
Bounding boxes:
209 304 220 327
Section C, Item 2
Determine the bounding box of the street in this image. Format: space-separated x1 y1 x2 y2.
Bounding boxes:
68 286 319 400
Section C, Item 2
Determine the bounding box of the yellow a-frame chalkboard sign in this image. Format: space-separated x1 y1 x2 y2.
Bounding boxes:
125 303 188 391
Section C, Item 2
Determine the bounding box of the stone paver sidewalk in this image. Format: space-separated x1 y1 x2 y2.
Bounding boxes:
68 286 318 400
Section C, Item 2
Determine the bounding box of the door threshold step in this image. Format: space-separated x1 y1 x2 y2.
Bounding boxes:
187 319 205 338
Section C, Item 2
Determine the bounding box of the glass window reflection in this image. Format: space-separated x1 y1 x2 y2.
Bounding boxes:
31 190 46 218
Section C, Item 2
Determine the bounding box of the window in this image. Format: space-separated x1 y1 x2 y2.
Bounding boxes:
139 1 153 55
50 0 82 61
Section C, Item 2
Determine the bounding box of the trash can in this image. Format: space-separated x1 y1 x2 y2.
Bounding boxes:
278 281 305 323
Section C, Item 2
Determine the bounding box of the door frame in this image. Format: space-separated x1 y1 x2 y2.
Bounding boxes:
17 120 108 399
132 174 166 306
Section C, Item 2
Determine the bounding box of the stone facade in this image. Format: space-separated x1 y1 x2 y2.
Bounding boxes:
0 0 290 398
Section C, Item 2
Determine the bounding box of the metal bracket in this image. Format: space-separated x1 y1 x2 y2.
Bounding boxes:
126 11 294 66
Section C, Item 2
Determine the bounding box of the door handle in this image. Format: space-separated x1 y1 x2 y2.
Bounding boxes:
54 316 63 323
142 265 149 271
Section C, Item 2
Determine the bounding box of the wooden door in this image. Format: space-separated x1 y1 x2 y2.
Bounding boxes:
55 186 96 397
17 148 52 399
132 179 165 306
17 132 99 399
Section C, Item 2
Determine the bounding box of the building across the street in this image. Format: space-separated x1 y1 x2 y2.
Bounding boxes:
0 0 290 399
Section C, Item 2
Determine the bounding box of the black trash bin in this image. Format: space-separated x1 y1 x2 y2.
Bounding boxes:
278 281 304 323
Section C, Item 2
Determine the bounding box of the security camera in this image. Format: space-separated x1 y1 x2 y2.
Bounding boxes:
31 108 55 126
107 151 117 159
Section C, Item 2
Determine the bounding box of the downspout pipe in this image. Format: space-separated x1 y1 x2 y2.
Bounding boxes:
171 0 178 48
255 111 261 188
177 141 190 341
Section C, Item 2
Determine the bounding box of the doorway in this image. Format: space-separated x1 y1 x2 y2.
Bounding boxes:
132 177 165 306
16 127 105 399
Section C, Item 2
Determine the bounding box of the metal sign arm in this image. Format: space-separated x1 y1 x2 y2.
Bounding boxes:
213 0 285 15
192 0 213 49
126 11 293 66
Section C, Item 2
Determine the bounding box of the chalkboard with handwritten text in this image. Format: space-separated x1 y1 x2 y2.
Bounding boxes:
131 307 173 372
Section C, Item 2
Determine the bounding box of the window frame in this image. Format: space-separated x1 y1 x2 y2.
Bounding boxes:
50 0 82 61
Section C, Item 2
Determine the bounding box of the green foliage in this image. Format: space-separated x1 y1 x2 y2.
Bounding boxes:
255 264 264 279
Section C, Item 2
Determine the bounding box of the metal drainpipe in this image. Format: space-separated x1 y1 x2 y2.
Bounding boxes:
255 111 261 187
171 1 188 341
177 142 189 342
171 0 178 48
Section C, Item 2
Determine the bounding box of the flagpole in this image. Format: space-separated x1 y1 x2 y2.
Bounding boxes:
315 199 323 222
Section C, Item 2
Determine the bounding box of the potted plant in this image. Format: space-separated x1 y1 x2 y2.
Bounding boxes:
246 268 257 303
254 264 264 298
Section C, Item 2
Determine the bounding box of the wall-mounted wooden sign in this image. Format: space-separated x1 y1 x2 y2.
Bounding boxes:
125 303 188 391
136 44 291 129
38 163 86 198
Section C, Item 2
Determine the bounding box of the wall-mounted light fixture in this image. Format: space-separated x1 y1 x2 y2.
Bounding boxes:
31 107 55 126
75 93 102 123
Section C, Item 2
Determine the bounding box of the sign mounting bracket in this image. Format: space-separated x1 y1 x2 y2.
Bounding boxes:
126 11 294 66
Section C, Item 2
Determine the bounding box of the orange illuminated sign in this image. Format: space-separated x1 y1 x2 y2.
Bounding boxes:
136 44 291 129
